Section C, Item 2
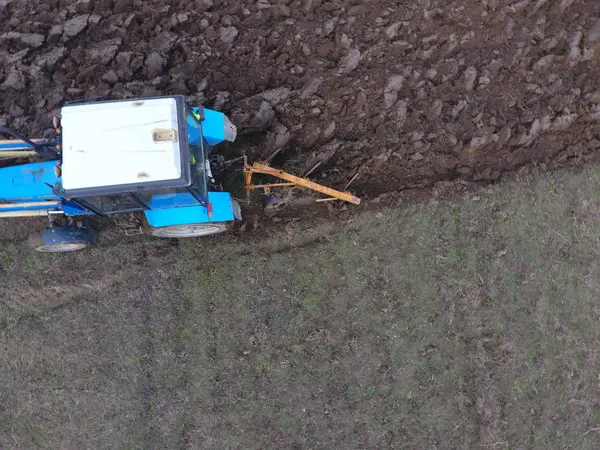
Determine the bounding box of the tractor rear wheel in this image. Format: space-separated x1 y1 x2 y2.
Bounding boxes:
151 223 228 238
29 227 99 253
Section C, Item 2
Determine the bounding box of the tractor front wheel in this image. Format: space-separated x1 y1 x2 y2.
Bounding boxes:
150 223 228 238
29 227 99 253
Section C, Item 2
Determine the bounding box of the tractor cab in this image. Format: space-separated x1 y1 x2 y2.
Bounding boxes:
55 96 240 237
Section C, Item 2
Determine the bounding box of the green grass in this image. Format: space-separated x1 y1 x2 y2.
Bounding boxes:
4 167 600 448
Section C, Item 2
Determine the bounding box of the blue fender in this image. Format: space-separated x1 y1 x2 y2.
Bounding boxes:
144 192 235 228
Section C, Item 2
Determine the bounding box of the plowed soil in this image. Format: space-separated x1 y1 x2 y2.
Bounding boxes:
2 0 600 197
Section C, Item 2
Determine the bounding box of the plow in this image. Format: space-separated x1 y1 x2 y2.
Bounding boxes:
0 96 360 252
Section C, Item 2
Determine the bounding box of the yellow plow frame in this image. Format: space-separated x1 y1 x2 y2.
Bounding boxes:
242 157 360 205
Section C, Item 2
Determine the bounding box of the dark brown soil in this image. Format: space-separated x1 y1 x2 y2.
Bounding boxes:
2 0 600 198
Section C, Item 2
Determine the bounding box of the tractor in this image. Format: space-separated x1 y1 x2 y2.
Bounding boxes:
0 95 360 252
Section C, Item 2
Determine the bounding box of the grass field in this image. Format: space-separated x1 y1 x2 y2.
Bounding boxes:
4 167 600 448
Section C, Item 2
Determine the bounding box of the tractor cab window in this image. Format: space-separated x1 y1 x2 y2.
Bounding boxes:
186 108 208 199
187 108 203 147
77 194 142 215
189 142 208 199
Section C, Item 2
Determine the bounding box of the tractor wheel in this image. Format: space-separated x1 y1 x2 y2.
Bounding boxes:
151 223 228 238
29 227 99 253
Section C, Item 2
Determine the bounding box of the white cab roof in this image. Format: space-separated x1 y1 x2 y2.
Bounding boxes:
61 97 183 192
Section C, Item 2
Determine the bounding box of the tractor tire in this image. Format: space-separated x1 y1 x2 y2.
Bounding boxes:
29 227 99 253
150 223 228 238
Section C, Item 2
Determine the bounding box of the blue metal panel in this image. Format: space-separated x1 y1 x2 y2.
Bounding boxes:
192 107 225 146
144 192 234 228
0 203 59 213
0 161 60 201
149 191 202 209
62 201 90 216
41 227 99 246
0 142 35 150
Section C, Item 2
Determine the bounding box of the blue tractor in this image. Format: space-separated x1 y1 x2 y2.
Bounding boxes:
0 96 242 252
